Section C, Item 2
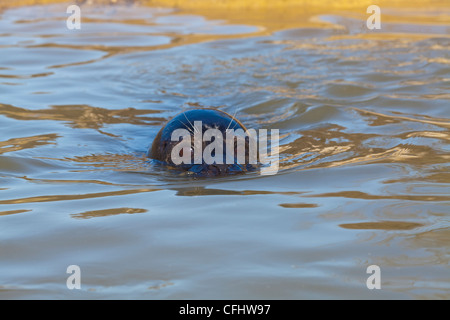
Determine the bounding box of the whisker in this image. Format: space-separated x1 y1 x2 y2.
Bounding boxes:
178 120 194 135
226 107 239 131
183 111 198 133
230 120 239 131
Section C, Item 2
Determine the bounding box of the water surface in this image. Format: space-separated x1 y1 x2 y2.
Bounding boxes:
0 1 449 299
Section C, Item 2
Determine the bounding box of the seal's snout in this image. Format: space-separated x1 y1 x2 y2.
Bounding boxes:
148 108 257 176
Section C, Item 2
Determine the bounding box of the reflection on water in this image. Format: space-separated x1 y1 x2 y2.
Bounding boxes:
339 221 424 230
0 1 449 299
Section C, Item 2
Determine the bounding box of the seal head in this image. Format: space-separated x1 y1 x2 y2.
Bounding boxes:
148 109 256 176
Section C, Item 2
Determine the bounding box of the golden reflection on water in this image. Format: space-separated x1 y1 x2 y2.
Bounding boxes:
0 134 59 154
0 103 166 129
279 203 319 208
72 207 147 219
0 187 161 204
354 108 450 128
0 209 32 216
339 221 424 230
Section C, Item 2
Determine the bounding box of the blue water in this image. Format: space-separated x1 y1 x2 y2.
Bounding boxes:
0 2 449 299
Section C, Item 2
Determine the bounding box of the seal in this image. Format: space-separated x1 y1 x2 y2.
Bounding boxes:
148 109 257 176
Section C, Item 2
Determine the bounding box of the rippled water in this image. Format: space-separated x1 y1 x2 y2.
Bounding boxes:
0 2 449 299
